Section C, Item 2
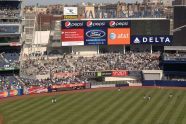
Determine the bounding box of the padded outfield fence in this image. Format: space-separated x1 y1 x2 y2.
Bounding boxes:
1 80 186 99
142 80 186 87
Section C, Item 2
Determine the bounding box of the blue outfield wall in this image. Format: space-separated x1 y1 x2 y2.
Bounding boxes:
142 80 186 87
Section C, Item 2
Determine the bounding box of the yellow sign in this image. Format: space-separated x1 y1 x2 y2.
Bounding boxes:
64 15 78 19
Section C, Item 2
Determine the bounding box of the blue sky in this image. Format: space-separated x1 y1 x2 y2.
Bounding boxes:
25 0 142 5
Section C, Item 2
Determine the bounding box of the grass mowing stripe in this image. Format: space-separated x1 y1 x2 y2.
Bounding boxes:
0 99 30 112
43 91 103 124
101 89 145 124
16 97 60 124
36 92 98 124
94 89 134 124
60 91 116 124
148 89 174 124
140 89 171 124
181 104 186 124
171 92 186 124
162 91 185 124
2 98 43 123
7 97 52 124
129 89 162 124
121 89 158 124
25 93 87 124
69 90 132 124
80 90 131 124
157 90 183 124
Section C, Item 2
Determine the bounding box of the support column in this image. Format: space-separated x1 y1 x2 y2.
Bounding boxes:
123 45 126 54
97 45 100 54
72 46 74 54
150 45 152 54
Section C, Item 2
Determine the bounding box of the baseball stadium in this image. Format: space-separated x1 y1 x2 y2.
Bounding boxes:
0 0 186 124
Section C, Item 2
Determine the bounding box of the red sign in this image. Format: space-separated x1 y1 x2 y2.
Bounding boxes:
27 86 48 94
61 29 84 46
9 90 18 97
112 71 128 77
0 91 8 98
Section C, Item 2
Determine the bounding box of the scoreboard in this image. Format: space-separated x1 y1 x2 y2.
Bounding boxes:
173 6 186 46
131 20 170 35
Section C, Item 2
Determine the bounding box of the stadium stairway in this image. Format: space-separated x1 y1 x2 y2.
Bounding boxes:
14 76 25 85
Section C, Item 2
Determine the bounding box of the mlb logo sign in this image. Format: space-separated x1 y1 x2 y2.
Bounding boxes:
64 7 78 15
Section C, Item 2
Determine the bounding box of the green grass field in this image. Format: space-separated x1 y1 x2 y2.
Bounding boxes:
0 88 186 124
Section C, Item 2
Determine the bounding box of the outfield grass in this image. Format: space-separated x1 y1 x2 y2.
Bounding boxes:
0 88 186 124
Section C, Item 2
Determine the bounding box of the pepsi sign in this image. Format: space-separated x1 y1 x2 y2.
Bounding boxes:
109 20 130 28
61 21 84 29
85 28 107 45
131 35 173 44
86 20 107 28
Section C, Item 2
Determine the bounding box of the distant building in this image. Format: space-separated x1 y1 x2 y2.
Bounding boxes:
37 14 63 31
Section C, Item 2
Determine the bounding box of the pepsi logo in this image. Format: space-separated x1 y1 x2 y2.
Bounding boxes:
64 21 83 28
87 21 92 27
65 21 71 28
109 21 116 27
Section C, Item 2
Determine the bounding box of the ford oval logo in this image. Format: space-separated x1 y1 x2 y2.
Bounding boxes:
86 30 105 39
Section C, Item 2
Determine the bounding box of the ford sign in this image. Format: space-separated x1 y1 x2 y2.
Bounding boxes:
86 30 106 39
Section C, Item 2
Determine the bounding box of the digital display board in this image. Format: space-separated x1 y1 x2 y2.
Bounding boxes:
61 19 171 46
173 6 186 46
131 20 170 35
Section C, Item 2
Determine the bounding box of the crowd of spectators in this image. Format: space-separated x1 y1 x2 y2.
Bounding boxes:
21 52 160 81
0 52 20 69
0 6 20 18
0 75 22 91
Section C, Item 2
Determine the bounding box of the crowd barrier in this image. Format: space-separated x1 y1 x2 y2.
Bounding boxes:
0 89 23 98
142 80 186 87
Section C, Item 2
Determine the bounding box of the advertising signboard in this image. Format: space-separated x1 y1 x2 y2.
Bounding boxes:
64 15 78 19
85 20 108 45
61 21 85 29
64 7 78 15
27 86 48 94
131 35 173 44
85 20 107 28
83 71 97 78
0 91 8 98
84 28 107 45
61 29 84 46
112 71 128 77
108 28 130 45
108 20 130 28
9 90 18 97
